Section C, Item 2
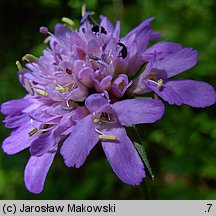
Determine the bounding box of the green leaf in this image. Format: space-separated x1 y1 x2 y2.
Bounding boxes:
126 127 154 180
134 142 155 180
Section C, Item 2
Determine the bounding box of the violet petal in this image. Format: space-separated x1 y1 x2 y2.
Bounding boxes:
153 48 198 78
101 126 145 185
24 151 56 194
1 98 30 116
2 121 40 155
166 79 216 107
113 98 164 125
60 115 99 168
145 79 183 106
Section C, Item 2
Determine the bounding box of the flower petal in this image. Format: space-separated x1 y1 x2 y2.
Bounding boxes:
78 67 94 88
60 115 99 168
122 17 154 43
85 94 109 113
145 80 183 106
30 130 57 157
142 41 183 61
153 48 198 77
24 151 56 194
100 15 114 35
101 126 145 185
2 121 40 155
4 114 30 129
1 98 30 116
113 98 164 125
166 79 216 107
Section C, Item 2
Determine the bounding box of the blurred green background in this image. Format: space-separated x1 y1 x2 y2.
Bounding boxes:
0 0 215 199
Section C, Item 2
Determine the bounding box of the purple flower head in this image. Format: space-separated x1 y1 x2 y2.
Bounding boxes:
1 10 162 193
129 42 216 107
1 7 215 194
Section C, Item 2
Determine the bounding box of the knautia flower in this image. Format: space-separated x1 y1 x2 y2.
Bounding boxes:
1 11 163 193
1 7 215 194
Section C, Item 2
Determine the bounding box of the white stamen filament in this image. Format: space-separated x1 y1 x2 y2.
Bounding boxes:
95 128 103 135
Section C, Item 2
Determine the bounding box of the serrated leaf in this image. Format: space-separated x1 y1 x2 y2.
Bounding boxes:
134 142 155 180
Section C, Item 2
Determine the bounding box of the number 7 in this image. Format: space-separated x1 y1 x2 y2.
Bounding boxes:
207 204 212 212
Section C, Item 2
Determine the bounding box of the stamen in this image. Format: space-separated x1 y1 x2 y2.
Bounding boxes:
62 100 79 110
55 85 70 93
44 36 51 44
38 124 52 136
15 60 24 74
22 54 38 63
62 106 74 111
24 78 34 96
35 89 48 96
28 128 37 137
39 26 65 46
80 11 96 24
95 128 103 135
157 79 163 90
82 4 86 17
61 17 75 27
37 131 43 136
71 82 78 89
93 118 101 123
98 135 117 140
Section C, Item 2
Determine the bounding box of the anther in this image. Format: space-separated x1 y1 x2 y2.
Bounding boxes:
35 89 48 96
24 78 34 96
93 118 101 123
28 128 37 137
61 17 75 27
82 4 87 17
55 85 70 93
15 60 24 74
37 131 43 136
157 79 163 90
98 135 117 140
22 54 38 63
44 36 50 44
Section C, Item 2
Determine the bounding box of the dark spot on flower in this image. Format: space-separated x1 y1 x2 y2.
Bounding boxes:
66 68 72 74
117 42 127 59
91 26 107 35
